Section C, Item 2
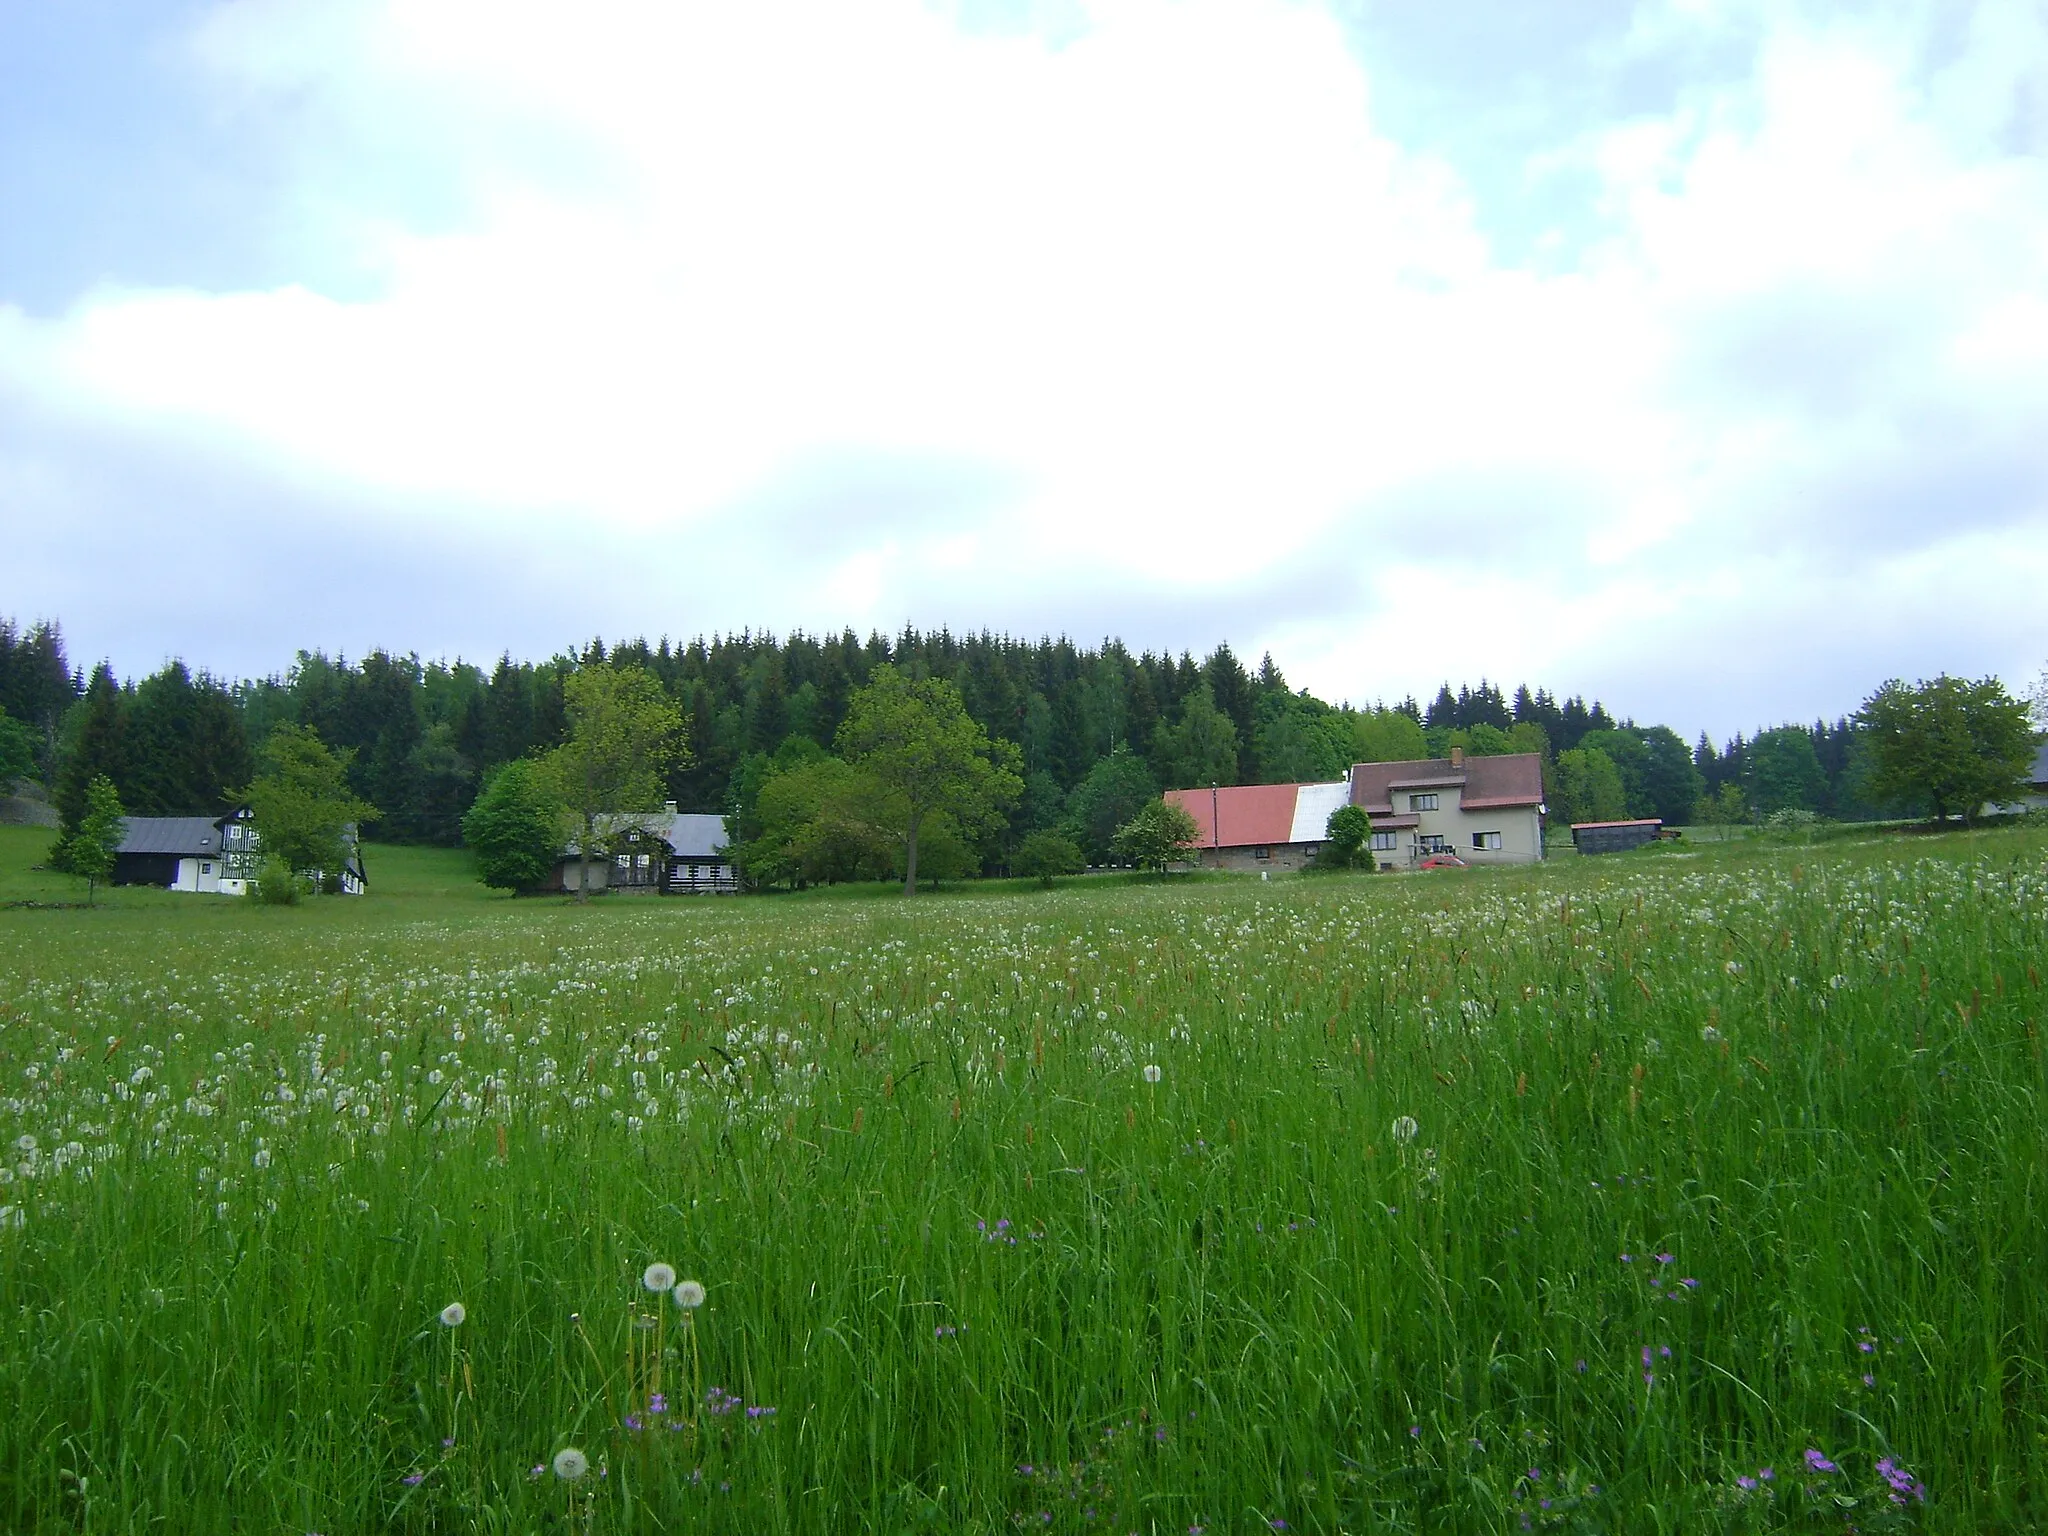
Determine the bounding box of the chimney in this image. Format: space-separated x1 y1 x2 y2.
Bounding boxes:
1449 746 1464 769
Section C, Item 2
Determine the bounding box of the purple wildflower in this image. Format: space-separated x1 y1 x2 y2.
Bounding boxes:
402 1472 424 1486
649 1392 666 1414
1736 1475 1757 1491
1804 1449 1838 1474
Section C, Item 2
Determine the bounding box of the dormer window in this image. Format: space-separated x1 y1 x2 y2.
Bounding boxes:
1411 793 1439 812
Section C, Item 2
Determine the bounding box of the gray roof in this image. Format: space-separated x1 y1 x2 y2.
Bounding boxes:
2032 741 2048 789
665 813 728 859
562 810 729 859
117 816 224 857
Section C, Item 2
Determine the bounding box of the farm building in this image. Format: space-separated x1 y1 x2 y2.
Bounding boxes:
1349 749 1547 866
544 804 737 895
112 809 366 894
1571 818 1663 854
1164 780 1352 873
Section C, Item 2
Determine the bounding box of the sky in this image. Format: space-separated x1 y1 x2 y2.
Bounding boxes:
2 0 2044 741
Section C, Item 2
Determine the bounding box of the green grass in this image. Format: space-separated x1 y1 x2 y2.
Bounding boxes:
1 828 2045 1532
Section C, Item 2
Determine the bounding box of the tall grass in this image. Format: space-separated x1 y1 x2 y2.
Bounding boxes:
0 832 2044 1531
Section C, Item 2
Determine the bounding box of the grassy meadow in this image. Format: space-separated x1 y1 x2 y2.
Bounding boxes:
1 825 2045 1532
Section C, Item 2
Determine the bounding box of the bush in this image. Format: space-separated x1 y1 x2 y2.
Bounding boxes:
249 856 302 905
1014 830 1085 887
1764 807 1821 844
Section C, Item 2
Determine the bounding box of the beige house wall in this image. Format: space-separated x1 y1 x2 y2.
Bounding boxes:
1376 788 1544 866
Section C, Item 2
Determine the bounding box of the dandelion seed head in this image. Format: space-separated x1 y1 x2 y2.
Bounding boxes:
553 1447 589 1481
1142 1064 1161 1084
642 1262 677 1293
439 1302 465 1328
1391 1115 1419 1144
673 1279 707 1310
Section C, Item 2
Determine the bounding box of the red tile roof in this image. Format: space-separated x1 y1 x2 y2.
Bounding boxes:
1165 783 1301 848
1350 753 1544 814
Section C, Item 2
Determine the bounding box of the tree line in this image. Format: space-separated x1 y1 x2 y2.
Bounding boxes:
3 618 2038 885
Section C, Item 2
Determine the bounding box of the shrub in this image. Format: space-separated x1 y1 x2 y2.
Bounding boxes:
249 856 302 905
1014 830 1085 887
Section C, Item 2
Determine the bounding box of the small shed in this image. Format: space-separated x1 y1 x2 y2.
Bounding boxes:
1571 818 1663 855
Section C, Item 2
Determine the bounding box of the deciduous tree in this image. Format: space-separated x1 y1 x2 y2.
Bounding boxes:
1014 829 1085 887
546 666 687 900
1856 674 2035 824
72 775 125 905
1319 804 1372 870
245 724 375 884
1111 797 1202 877
836 665 1020 896
461 759 564 892
1553 747 1628 826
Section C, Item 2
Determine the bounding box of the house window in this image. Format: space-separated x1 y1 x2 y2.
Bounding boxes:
1254 846 1271 860
636 853 650 869
1419 834 1448 854
1473 831 1503 851
201 863 212 875
1411 793 1439 811
1370 831 1397 852
227 825 240 841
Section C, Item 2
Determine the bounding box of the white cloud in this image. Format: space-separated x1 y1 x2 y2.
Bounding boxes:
2 0 2044 732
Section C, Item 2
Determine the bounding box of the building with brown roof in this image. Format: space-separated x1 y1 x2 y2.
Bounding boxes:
1348 748 1546 866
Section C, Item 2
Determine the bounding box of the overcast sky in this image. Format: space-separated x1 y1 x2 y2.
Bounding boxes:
3 0 2044 740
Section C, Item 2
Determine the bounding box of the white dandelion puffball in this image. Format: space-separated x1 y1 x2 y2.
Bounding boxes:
642 1262 678 1294
552 1447 589 1481
1142 1064 1162 1084
1391 1115 1419 1144
440 1302 466 1328
673 1279 707 1310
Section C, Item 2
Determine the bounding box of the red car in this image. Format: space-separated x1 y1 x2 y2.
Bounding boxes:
1417 853 1469 870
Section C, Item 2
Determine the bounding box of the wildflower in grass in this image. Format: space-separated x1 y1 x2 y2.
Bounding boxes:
402 1471 424 1485
649 1392 666 1414
552 1447 589 1481
1391 1115 1418 1144
673 1279 706 1309
1143 1064 1161 1083
1736 1475 1757 1491
1804 1449 1838 1473
643 1261 677 1293
439 1302 465 1328
1876 1457 1926 1504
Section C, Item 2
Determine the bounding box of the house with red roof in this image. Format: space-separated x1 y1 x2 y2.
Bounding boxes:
1348 748 1546 867
1164 779 1353 873
1161 749 1548 873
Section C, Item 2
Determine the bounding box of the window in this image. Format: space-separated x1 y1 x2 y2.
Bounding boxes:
1411 793 1438 811
636 853 651 869
227 825 241 841
1370 831 1397 851
201 863 212 875
1419 834 1448 854
1253 846 1271 860
1473 831 1502 851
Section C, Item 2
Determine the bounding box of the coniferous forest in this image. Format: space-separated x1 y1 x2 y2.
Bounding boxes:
0 615 1903 863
